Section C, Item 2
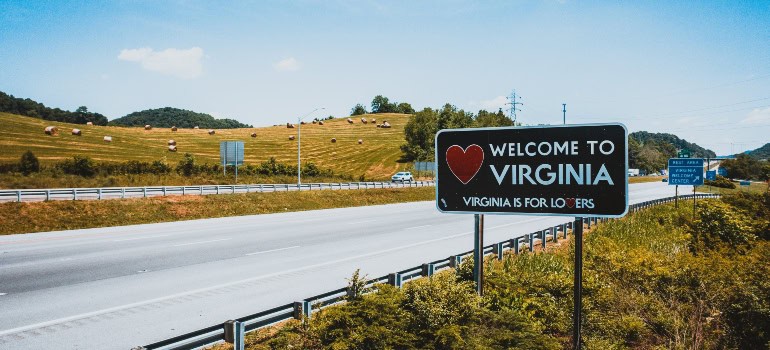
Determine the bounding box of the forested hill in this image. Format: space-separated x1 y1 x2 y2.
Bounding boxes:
109 107 252 129
628 131 716 173
747 143 770 159
0 91 108 125
630 131 716 157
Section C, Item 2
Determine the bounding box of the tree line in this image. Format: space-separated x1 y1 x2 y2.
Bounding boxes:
350 95 416 115
401 104 514 161
109 107 252 129
0 91 108 125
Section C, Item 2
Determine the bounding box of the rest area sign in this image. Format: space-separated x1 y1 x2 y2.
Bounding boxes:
434 123 628 217
667 158 704 186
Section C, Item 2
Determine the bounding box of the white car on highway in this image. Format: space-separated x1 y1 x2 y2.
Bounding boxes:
391 171 414 182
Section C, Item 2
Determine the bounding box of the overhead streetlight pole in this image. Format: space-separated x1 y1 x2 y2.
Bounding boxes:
563 103 567 125
298 107 325 186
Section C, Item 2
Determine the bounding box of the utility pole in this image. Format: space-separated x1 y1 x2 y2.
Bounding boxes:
563 103 567 125
506 90 523 124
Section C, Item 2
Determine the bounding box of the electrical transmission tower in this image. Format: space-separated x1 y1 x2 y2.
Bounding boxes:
506 90 523 124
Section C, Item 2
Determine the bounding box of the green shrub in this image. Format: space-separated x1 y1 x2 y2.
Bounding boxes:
58 155 96 177
704 175 735 189
19 150 40 175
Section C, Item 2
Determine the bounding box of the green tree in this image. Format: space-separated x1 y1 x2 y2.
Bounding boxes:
371 95 396 113
401 108 439 161
19 150 40 175
475 108 513 127
350 104 368 116
60 155 96 177
396 102 415 114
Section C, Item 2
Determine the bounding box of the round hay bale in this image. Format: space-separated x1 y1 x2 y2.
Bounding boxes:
381 121 391 128
250 132 257 138
208 129 216 135
300 121 306 125
103 136 112 142
312 120 317 124
193 126 200 129
144 125 152 130
44 126 58 135
318 121 324 125
286 123 295 128
371 118 376 123
71 128 82 136
331 138 337 143
289 135 295 140
86 121 93 126
361 117 368 124
376 124 381 128
168 145 177 152
358 139 363 144
346 118 354 124
171 126 178 131
168 139 176 146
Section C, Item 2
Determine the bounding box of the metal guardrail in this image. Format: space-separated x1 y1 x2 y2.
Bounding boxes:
0 181 436 203
132 193 720 350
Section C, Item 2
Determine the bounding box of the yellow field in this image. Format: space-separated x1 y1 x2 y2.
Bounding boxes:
0 113 410 179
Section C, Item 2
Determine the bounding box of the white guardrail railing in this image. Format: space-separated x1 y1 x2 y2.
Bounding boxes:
0 181 436 203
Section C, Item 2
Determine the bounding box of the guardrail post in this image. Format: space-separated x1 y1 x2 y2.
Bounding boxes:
512 238 520 254
143 187 147 198
45 189 50 201
216 186 220 195
17 190 21 202
421 263 436 277
541 230 547 249
162 187 166 196
449 255 462 268
293 300 311 320
232 185 235 194
493 242 504 260
587 218 591 229
388 273 403 288
121 188 125 199
224 320 245 350
73 189 77 200
528 232 535 252
563 223 568 239
182 187 186 196
552 226 559 242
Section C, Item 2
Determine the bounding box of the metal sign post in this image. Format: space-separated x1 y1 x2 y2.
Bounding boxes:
473 214 484 296
220 141 245 183
572 216 583 350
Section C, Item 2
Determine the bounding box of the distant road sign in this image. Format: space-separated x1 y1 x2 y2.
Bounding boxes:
718 167 728 177
740 180 751 187
668 158 703 186
220 141 245 166
678 149 691 158
706 170 716 181
435 123 628 217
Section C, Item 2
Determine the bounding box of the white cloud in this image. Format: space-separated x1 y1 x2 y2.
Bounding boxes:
273 57 300 72
479 96 508 112
118 47 204 79
741 107 770 124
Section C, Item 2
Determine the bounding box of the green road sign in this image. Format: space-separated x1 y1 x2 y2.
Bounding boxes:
678 149 691 158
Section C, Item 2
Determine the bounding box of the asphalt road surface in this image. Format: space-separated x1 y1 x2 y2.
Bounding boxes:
0 182 683 349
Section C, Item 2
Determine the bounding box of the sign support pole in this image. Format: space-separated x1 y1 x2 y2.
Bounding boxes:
693 186 696 214
675 185 678 208
473 214 484 296
572 216 583 350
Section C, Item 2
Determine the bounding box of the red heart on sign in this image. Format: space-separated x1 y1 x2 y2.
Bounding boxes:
565 198 576 208
446 144 484 185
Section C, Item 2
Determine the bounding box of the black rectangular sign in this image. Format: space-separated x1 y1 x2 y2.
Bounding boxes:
435 123 628 217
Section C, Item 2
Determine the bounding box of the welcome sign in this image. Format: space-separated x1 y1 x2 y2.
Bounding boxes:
435 124 628 217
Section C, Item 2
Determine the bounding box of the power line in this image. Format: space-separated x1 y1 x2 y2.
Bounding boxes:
505 90 523 124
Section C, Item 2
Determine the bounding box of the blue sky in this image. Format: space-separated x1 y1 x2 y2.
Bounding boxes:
1 0 768 155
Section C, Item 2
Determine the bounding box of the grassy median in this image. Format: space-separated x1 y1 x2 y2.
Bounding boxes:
0 187 435 235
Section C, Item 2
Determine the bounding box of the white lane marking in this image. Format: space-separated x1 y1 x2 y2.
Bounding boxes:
113 234 170 242
245 246 301 256
0 215 564 338
173 238 231 247
404 224 432 230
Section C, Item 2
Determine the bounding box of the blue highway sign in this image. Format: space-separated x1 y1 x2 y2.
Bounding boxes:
668 158 704 186
706 170 716 181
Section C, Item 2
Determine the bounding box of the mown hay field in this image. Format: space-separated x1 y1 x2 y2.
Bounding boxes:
0 113 410 179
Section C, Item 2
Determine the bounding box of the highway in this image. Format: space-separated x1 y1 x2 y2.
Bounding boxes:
0 181 680 349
